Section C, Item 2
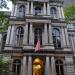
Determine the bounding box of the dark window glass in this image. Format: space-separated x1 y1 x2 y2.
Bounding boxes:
55 60 64 75
13 59 21 75
35 7 41 15
2 34 7 49
52 28 61 49
34 28 42 46
15 26 24 46
73 23 75 28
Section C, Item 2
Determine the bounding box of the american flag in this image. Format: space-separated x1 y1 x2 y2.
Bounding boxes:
35 39 40 52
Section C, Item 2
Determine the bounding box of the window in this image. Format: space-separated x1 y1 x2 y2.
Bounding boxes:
13 59 21 75
34 28 42 46
15 26 24 46
34 7 41 15
2 34 7 49
52 28 61 49
51 7 57 18
18 5 25 17
55 60 64 75
73 23 75 28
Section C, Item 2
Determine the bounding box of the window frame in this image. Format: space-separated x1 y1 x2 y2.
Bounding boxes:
55 60 64 75
52 28 61 49
34 28 42 46
15 26 24 47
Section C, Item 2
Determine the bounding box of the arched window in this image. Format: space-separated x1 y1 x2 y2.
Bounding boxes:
2 34 7 49
52 28 61 48
50 7 57 18
13 59 21 75
34 28 42 46
19 5 25 17
34 7 41 15
55 60 64 75
15 26 24 46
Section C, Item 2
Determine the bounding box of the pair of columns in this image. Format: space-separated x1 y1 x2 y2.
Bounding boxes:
23 23 53 46
43 23 53 45
23 56 56 75
57 6 65 19
26 1 34 15
61 27 70 47
23 22 34 45
6 25 15 45
26 1 50 16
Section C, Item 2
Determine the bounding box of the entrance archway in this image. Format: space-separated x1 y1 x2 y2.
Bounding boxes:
33 58 44 75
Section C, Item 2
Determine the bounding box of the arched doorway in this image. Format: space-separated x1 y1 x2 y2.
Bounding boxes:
33 58 44 75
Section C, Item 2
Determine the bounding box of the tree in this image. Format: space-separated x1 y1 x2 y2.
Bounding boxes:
0 0 15 9
0 56 10 75
64 5 75 20
0 0 15 32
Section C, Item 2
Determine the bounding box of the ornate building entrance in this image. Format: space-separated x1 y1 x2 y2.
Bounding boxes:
33 58 44 75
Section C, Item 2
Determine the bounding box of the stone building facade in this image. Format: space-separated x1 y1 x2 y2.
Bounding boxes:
0 0 75 75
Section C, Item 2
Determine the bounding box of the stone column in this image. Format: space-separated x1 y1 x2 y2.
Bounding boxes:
51 56 56 75
60 7 65 19
43 23 48 45
61 27 66 47
6 26 11 45
43 2 46 15
47 2 50 16
23 56 27 75
0 33 2 51
11 4 15 16
57 6 62 19
45 56 51 75
49 24 53 44
28 56 32 75
70 35 74 50
29 23 34 45
26 1 29 15
10 25 15 45
14 4 18 16
64 27 69 46
9 58 13 75
31 1 33 15
23 23 28 45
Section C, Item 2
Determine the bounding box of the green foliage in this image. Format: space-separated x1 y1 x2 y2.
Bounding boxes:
0 0 15 10
64 5 75 20
0 12 10 32
0 0 9 9
0 57 9 74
